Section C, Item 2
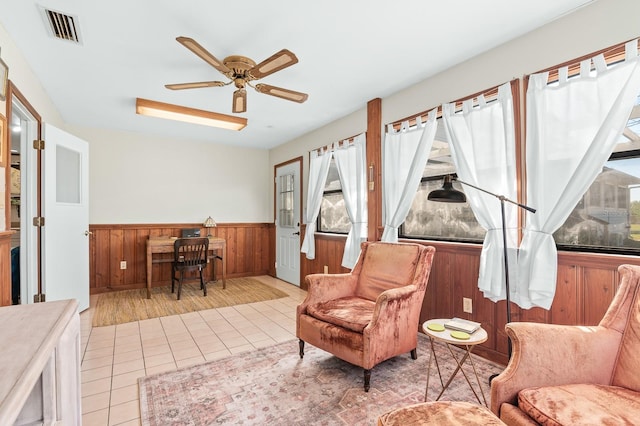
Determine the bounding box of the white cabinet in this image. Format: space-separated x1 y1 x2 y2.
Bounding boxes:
0 299 81 425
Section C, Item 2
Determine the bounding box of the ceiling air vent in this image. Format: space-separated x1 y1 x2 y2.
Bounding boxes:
40 7 82 44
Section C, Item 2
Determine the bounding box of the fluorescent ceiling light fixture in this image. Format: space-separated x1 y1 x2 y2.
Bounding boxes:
135 98 247 131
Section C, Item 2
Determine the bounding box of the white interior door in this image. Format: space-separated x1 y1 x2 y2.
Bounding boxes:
275 161 301 286
42 124 90 312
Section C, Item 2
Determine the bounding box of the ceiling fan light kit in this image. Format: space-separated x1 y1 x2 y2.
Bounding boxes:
135 98 247 131
166 36 308 114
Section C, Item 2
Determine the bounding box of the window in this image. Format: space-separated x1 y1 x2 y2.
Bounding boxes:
400 117 485 242
318 158 350 234
554 95 640 253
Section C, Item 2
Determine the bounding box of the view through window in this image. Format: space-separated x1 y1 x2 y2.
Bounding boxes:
554 95 640 252
318 158 350 234
401 118 485 242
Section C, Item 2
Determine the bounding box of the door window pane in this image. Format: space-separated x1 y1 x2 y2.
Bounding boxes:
56 146 81 204
279 174 295 228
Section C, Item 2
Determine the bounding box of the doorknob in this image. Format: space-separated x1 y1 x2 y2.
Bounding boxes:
293 231 300 235
84 230 93 236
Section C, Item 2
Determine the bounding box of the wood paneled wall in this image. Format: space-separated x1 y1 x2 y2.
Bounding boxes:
303 234 640 365
416 241 640 364
89 223 274 294
300 233 350 282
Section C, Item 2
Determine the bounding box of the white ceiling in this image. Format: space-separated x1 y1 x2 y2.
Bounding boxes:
0 0 594 150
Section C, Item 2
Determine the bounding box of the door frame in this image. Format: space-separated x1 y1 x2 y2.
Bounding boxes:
274 156 303 285
7 81 42 304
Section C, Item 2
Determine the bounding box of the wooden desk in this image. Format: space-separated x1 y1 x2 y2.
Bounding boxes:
146 236 226 299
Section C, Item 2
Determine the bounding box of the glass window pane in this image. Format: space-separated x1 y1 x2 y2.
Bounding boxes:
555 94 640 252
56 145 81 204
400 117 484 241
319 192 350 233
278 174 294 228
403 179 486 241
554 156 640 250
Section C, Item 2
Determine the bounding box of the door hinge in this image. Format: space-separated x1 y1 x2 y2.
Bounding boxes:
33 217 45 227
33 139 45 150
33 293 46 303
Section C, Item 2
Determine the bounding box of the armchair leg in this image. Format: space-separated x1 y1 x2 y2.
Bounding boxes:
364 369 371 392
299 339 305 358
410 348 417 360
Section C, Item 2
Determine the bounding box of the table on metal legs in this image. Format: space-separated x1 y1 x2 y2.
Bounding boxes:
422 318 489 406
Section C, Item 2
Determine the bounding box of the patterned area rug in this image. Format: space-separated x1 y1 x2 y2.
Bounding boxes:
139 334 504 425
92 277 288 327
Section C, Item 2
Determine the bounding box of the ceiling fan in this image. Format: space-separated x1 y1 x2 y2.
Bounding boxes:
165 36 309 113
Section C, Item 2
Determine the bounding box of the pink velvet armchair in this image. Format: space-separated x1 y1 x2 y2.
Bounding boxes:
296 241 436 391
491 264 640 425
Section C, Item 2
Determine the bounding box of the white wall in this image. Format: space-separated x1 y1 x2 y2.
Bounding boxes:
70 125 271 224
0 22 65 231
269 0 640 218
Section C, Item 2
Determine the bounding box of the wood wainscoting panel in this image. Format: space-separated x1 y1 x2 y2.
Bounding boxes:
405 240 640 365
89 223 272 294
300 233 350 290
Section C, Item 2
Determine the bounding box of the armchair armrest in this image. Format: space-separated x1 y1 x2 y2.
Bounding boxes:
297 273 358 316
367 285 419 331
363 285 424 366
490 322 623 416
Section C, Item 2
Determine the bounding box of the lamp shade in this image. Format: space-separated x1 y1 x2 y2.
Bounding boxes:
203 216 216 228
427 175 466 203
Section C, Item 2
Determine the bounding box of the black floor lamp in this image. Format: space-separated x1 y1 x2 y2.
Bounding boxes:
428 175 536 363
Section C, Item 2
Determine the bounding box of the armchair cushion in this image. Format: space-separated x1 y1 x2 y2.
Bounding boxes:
307 296 375 333
355 243 420 301
517 384 640 426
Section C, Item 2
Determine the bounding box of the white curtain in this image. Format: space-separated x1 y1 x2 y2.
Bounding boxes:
300 149 332 259
333 133 367 268
518 40 640 309
381 109 438 242
443 83 518 303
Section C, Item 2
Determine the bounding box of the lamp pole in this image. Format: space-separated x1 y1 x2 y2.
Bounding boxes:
441 177 534 385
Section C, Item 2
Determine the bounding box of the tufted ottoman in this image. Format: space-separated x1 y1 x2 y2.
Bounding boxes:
378 401 505 425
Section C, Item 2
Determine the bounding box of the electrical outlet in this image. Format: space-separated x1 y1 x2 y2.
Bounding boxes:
120 261 127 270
323 265 329 274
463 297 473 314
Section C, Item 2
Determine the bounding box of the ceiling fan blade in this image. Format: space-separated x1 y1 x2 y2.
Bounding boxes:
165 81 227 90
248 49 298 79
254 84 308 103
233 88 247 113
176 36 231 76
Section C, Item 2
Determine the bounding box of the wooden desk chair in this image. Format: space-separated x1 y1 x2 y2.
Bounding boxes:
172 237 209 300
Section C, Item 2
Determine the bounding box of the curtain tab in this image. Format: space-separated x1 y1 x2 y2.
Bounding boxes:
626 39 638 61
559 66 569 83
580 59 590 77
593 54 607 74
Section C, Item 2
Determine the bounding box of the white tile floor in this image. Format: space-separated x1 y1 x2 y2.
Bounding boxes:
79 276 307 426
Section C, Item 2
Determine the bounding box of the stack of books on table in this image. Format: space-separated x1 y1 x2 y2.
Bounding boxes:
444 318 481 334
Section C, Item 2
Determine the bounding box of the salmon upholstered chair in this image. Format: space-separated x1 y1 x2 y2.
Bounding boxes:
491 264 640 425
296 241 436 391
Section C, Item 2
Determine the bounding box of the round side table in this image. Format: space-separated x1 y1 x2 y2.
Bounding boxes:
422 318 488 406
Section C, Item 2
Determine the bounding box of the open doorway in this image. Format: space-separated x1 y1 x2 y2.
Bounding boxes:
8 82 40 305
